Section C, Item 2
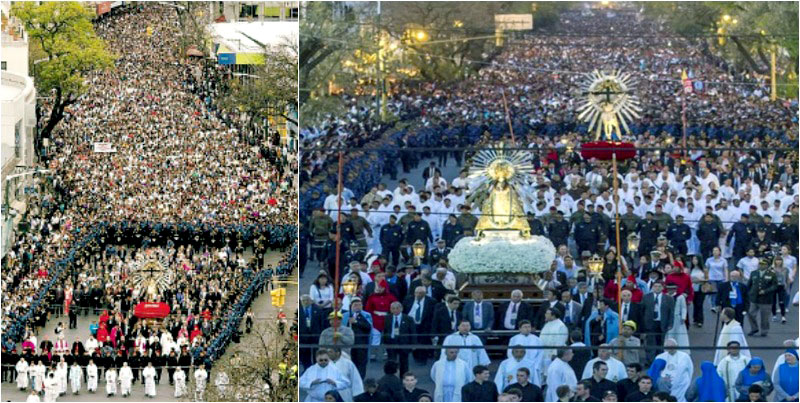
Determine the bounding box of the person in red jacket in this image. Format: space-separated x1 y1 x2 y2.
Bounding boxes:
364 280 397 334
96 322 109 344
665 261 694 303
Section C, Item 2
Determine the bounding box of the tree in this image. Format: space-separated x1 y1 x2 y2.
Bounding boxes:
173 1 211 57
218 35 298 127
198 321 298 402
12 2 115 140
641 1 798 97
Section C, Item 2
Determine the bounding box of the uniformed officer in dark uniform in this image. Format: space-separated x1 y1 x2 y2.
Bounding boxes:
405 213 433 259
636 211 660 256
727 214 754 262
748 227 772 258
666 215 691 256
380 215 403 266
344 241 365 268
758 215 780 245
526 212 546 236
778 214 798 256
547 210 570 249
574 213 600 256
323 229 347 274
428 239 452 265
441 214 464 248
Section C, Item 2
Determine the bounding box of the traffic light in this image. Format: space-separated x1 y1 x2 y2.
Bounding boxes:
271 287 286 306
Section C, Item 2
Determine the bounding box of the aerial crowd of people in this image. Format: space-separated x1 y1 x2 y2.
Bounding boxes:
1 3 297 401
298 4 798 403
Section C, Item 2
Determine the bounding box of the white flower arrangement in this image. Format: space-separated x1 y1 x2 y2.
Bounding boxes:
449 234 556 274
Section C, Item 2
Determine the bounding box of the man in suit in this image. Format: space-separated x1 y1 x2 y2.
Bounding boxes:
432 296 462 343
344 297 373 377
383 301 416 376
496 290 534 331
403 286 436 363
618 290 643 332
560 290 583 330
409 274 449 303
299 294 324 370
641 282 674 364
462 290 495 333
715 269 750 324
534 288 565 330
572 281 595 324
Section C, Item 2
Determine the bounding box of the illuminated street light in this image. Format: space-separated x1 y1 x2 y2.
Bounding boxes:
415 30 429 42
453 20 463 28
722 14 731 22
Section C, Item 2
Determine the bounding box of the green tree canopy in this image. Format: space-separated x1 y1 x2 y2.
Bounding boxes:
12 1 115 138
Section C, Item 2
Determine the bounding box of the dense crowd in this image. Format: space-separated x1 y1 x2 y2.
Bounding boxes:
1 3 297 400
298 4 799 403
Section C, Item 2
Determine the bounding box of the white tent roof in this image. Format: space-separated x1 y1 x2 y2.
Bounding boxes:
209 21 297 53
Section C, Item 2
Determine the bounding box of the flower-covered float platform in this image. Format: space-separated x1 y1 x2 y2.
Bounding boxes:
448 230 556 299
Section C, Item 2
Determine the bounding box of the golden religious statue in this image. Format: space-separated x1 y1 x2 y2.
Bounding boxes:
469 144 532 238
576 69 641 141
131 257 173 302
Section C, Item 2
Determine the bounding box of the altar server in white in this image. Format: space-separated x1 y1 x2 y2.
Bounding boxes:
581 345 627 382
330 348 363 401
539 308 569 368
15 357 29 390
194 366 208 401
496 347 541 392
105 367 118 397
173 367 187 398
86 360 98 393
717 340 750 402
507 320 544 384
119 362 133 397
69 362 82 395
142 361 157 398
545 348 578 402
430 348 473 402
440 320 490 369
714 307 750 365
56 359 68 395
299 350 350 402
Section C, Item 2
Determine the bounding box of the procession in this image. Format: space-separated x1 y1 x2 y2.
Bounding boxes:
2 1 298 401
298 1 799 402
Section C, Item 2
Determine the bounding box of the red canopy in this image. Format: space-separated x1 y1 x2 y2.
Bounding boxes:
268 198 278 206
580 141 636 161
134 302 170 319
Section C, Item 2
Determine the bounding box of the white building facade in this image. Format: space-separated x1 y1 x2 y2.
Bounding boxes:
1 1 37 257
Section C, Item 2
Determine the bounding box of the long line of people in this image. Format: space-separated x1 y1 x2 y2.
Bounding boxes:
2 3 297 401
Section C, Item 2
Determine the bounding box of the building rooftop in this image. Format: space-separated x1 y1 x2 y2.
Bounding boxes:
209 20 297 53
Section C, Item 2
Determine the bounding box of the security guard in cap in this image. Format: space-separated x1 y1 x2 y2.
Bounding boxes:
344 241 365 268
574 213 600 256
666 215 691 256
428 239 451 266
380 215 403 266
323 229 347 274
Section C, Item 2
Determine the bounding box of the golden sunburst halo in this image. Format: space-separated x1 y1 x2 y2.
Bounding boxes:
468 142 533 191
576 69 642 141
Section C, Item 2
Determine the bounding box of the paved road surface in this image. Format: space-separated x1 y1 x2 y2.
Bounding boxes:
300 155 799 398
1 250 292 402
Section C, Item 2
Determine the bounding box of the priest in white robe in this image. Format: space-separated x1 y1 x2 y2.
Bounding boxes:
44 372 59 403
440 320 490 369
717 340 750 402
539 309 569 369
299 350 350 402
15 357 29 390
86 360 98 393
655 338 693 402
143 362 157 398
497 347 541 392
56 360 68 395
32 361 45 394
714 308 751 365
174 367 187 398
330 348 364 401
105 367 118 397
119 362 133 397
507 320 544 384
545 349 577 402
430 348 473 402
194 367 208 401
69 362 82 394
581 345 628 382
